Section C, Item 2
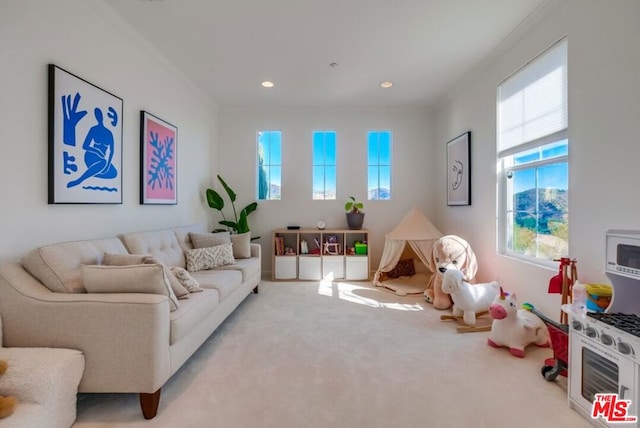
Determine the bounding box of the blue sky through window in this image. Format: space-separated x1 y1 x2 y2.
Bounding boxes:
257 130 281 200
313 131 336 200
512 139 567 194
368 130 391 200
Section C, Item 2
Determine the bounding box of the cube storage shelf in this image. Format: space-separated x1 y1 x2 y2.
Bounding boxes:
272 228 369 281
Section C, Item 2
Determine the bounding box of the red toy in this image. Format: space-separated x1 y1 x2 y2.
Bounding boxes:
530 307 569 381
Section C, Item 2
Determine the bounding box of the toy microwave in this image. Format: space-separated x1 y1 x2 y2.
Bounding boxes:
606 229 640 280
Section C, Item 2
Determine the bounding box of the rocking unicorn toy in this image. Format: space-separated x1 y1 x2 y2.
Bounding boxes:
487 287 550 358
440 269 499 332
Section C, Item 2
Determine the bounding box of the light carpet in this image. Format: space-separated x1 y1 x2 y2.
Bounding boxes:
73 280 590 428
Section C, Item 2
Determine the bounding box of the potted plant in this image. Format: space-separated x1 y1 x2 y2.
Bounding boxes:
345 196 365 230
205 175 258 237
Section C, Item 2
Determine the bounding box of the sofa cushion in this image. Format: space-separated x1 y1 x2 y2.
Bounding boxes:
81 264 179 311
145 257 190 299
121 229 186 268
102 253 149 266
191 269 243 301
169 288 219 345
21 238 128 293
230 232 251 259
170 266 203 293
214 257 260 282
172 224 207 253
185 244 235 272
189 232 230 249
103 253 189 299
191 232 251 259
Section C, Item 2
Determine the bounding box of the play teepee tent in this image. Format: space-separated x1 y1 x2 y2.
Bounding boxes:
374 207 442 295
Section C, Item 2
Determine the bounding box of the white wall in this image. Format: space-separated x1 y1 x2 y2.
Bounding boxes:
6 0 635 314
217 107 435 273
0 0 217 262
432 0 640 316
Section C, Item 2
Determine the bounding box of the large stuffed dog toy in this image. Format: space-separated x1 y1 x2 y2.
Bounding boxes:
424 235 478 310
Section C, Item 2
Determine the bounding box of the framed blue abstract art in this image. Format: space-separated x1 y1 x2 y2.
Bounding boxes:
48 64 123 204
140 111 177 205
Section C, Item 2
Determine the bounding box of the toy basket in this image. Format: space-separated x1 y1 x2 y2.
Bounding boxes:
354 243 367 255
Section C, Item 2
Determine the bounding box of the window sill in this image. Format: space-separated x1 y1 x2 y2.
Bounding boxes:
499 251 559 271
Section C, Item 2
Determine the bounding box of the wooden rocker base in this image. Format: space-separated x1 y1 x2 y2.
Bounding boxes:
440 311 492 333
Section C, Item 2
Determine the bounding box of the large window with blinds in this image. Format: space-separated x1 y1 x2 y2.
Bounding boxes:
497 38 568 263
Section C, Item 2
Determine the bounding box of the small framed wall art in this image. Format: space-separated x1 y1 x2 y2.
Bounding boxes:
446 131 471 206
48 64 123 204
140 111 177 205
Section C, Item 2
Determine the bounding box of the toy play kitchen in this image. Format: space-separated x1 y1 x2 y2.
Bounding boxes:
569 230 640 426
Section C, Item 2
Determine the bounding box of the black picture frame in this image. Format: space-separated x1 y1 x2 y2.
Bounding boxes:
446 131 471 206
140 111 178 205
48 64 123 204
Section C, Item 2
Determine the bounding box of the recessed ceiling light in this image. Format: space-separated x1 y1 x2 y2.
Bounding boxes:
261 81 274 88
380 81 393 88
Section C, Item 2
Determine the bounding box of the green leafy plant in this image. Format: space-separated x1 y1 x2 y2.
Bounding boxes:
206 175 258 235
344 196 364 214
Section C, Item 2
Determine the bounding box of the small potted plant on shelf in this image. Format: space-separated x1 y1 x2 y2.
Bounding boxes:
344 196 365 230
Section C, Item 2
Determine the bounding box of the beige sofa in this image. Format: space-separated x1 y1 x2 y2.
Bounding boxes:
0 224 261 420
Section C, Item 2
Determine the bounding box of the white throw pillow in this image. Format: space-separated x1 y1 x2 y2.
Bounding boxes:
102 253 149 266
170 266 203 292
189 232 231 249
81 264 179 311
230 232 251 259
144 256 190 299
185 243 235 272
103 253 189 299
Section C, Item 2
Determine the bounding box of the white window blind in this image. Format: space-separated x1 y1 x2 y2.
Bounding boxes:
498 38 567 158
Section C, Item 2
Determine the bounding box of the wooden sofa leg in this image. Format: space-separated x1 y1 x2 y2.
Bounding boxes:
139 389 161 419
253 285 259 294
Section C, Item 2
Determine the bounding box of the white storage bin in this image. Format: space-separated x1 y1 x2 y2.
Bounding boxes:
322 256 344 279
274 256 297 280
345 256 369 280
299 256 322 280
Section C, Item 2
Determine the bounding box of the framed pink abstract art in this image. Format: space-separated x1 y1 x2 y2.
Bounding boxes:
140 111 177 205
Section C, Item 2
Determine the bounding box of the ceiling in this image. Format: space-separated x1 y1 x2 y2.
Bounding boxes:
102 0 547 109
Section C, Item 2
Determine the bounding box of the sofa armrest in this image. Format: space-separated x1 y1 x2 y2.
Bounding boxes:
0 262 171 393
250 242 261 259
